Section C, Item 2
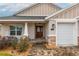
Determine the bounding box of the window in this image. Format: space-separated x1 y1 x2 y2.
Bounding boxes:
10 26 22 35
17 27 22 35
37 27 40 32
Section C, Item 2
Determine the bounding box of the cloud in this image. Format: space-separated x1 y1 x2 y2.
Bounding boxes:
0 3 32 17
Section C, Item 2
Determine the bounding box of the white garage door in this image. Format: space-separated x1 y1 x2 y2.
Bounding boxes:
57 23 76 46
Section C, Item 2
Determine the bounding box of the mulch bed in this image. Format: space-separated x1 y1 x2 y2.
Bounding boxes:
28 44 79 56
1 43 79 56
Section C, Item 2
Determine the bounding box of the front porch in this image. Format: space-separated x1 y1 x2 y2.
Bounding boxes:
0 19 57 48
0 21 48 43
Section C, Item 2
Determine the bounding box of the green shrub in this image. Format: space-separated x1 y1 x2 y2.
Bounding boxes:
0 36 18 49
0 40 5 49
18 36 29 52
11 38 18 49
0 39 8 49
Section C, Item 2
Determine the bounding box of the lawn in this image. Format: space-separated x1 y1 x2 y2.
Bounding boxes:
0 52 12 56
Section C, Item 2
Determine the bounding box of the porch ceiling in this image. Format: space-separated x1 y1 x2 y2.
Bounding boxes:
0 20 46 24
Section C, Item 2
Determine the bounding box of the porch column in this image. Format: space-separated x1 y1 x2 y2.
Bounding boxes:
47 20 56 48
24 23 28 37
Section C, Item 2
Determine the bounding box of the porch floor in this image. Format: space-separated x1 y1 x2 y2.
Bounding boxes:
29 38 47 43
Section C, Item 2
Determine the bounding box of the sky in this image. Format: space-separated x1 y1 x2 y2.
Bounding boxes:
0 3 72 17
55 3 71 8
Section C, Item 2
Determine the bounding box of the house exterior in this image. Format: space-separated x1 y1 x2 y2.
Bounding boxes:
1 3 79 47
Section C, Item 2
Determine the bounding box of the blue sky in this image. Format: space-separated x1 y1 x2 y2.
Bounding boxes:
56 3 71 8
0 3 72 17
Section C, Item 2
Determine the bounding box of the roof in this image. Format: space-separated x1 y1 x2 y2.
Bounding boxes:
74 16 79 19
45 3 78 19
0 16 46 19
13 3 61 16
13 3 38 16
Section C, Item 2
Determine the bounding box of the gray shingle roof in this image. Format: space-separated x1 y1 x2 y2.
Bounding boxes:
0 16 46 19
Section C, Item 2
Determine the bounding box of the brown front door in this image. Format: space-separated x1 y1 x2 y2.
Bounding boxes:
36 26 43 38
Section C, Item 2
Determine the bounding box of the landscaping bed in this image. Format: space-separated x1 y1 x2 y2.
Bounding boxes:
10 44 32 56
0 44 32 56
0 36 33 56
1 43 79 56
1 36 79 56
28 44 79 56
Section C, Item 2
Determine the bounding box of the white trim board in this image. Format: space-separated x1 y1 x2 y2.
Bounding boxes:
0 19 45 22
47 35 56 37
52 19 77 22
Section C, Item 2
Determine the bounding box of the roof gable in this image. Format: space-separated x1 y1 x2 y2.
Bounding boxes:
46 3 78 19
15 3 61 16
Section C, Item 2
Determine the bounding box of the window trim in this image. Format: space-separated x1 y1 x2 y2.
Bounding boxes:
10 25 23 36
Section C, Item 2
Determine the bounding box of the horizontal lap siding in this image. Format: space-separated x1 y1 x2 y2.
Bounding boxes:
1 24 9 36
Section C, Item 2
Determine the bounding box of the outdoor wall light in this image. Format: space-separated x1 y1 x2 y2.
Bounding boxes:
51 24 55 30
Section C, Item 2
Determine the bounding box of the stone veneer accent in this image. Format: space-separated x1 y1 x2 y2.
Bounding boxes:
46 36 56 48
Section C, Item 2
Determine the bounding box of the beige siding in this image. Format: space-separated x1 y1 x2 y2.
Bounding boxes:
48 20 56 36
78 21 79 35
16 3 61 16
1 24 10 36
1 24 9 36
51 4 79 19
0 24 24 37
45 20 56 39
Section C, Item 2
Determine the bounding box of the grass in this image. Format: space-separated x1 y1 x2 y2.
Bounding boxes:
0 52 12 56
0 44 32 56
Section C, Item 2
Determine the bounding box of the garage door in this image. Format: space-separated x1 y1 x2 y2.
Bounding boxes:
57 23 76 46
